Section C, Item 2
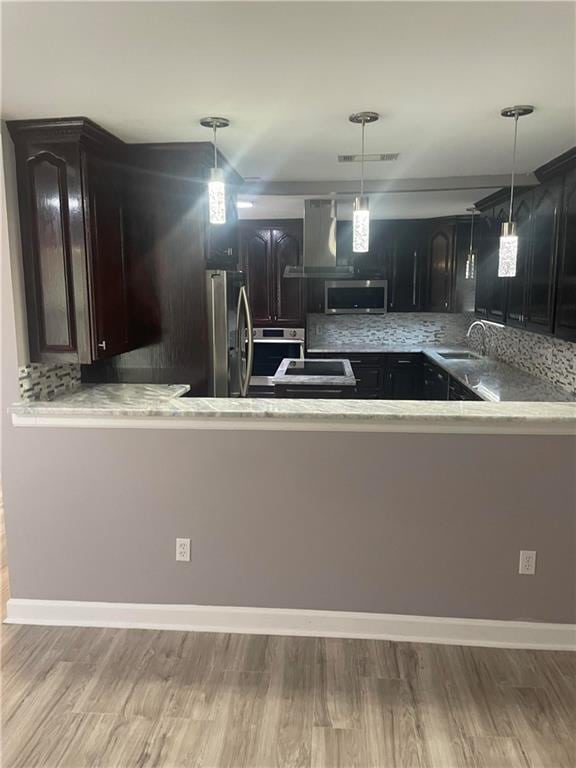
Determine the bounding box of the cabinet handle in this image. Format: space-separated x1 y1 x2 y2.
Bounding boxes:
412 251 417 306
396 360 412 365
349 360 364 364
98 341 107 351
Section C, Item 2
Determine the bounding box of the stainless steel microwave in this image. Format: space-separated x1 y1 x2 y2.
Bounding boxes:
324 280 388 314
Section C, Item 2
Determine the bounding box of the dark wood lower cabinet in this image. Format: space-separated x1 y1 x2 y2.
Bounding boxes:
422 360 450 400
386 354 423 399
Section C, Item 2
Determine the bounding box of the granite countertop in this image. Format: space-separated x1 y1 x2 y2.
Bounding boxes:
9 382 576 434
308 344 575 403
272 358 356 387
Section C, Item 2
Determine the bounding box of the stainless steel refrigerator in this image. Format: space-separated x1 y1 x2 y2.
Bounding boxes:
206 270 254 397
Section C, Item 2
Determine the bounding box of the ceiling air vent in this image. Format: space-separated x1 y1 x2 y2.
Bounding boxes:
338 153 399 163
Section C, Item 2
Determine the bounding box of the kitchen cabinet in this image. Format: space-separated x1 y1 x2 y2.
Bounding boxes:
386 354 423 399
240 220 304 326
8 118 146 363
525 181 561 334
448 377 482 401
426 223 455 312
555 167 576 341
388 223 423 311
422 360 449 400
506 194 533 328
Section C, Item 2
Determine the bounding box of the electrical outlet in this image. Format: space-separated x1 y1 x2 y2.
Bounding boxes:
519 550 537 575
176 538 190 562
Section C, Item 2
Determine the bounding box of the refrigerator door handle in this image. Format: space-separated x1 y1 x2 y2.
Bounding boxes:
237 285 254 397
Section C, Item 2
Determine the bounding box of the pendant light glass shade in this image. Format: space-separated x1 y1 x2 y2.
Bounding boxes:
208 167 226 225
353 196 370 253
498 221 518 277
200 117 230 226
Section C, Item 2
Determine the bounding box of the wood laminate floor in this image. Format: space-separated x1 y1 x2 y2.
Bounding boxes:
1 623 575 768
1 494 574 767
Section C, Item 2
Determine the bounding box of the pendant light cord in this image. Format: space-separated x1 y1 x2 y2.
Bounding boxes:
509 112 519 223
213 125 218 170
360 118 366 197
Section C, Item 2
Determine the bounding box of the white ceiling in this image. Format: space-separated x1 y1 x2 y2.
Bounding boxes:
2 1 575 217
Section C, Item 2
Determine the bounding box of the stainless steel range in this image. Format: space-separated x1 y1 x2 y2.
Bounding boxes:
250 327 305 393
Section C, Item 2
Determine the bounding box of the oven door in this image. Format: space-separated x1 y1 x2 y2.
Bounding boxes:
251 340 305 387
325 280 388 314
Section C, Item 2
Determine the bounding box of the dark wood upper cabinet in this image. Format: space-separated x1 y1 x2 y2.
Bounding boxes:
426 224 454 312
555 168 576 341
273 224 304 325
487 203 509 322
389 222 422 311
240 220 304 327
506 193 533 328
8 118 151 364
525 181 561 334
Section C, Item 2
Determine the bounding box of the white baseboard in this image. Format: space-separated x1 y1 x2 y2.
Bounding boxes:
4 599 575 651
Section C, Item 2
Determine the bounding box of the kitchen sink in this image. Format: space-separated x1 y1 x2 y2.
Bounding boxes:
438 352 482 361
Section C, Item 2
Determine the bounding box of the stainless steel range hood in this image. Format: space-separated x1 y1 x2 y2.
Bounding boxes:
283 199 353 279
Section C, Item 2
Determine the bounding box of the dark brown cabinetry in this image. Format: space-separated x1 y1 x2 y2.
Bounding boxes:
426 224 455 312
388 224 422 311
386 354 423 399
556 167 576 341
240 220 304 326
474 146 576 341
422 359 450 400
8 118 146 364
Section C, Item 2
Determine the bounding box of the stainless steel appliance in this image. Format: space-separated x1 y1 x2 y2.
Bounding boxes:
324 279 388 314
250 327 305 391
206 270 254 397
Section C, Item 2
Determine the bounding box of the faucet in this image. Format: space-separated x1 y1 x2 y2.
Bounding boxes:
466 320 488 357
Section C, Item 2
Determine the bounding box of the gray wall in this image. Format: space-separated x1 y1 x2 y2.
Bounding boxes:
2 126 575 626
3 426 576 624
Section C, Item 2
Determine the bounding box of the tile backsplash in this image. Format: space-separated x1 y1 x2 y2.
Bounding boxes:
307 313 474 348
19 363 81 402
467 322 576 395
308 313 576 394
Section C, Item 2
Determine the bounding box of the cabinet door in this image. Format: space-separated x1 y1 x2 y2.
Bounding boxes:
525 182 560 334
474 213 493 317
507 194 533 327
555 169 576 341
273 222 304 325
240 224 274 325
386 354 423 399
427 225 454 312
389 223 422 311
422 361 449 400
17 148 80 362
84 153 131 359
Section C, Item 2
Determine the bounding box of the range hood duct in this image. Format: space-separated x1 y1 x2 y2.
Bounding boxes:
283 199 353 279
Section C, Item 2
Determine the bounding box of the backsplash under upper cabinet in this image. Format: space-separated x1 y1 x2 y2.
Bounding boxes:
467 323 576 395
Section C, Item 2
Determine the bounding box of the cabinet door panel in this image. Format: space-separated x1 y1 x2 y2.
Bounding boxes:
526 183 560 333
241 226 273 325
555 169 576 340
273 224 303 325
507 195 532 327
389 223 421 311
386 355 423 399
27 153 77 353
427 226 453 312
85 154 130 359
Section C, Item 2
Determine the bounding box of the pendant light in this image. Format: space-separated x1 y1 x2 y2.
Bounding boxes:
200 116 230 225
498 105 534 277
349 111 379 253
465 207 477 280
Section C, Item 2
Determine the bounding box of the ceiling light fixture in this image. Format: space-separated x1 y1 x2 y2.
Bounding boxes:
498 105 534 277
465 206 478 280
237 200 254 209
349 111 379 253
200 116 230 225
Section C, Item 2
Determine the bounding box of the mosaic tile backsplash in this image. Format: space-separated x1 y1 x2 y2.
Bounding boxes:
308 313 576 394
307 313 474 348
467 322 576 395
19 363 81 402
